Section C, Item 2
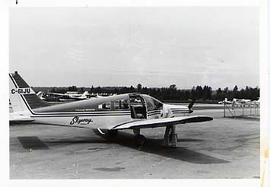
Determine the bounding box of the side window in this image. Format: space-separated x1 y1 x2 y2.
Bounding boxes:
121 99 130 109
98 102 111 110
97 99 130 111
112 99 130 110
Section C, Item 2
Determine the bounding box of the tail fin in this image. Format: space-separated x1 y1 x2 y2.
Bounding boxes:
36 91 45 100
81 91 90 97
9 71 49 114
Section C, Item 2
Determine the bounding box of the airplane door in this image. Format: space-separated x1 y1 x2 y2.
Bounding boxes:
129 95 147 119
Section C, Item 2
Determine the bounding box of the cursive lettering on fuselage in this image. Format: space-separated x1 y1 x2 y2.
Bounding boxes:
70 116 93 125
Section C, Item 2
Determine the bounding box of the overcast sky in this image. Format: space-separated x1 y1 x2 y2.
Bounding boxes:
10 7 259 89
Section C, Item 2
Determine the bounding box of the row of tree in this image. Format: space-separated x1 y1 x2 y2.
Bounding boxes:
39 84 259 103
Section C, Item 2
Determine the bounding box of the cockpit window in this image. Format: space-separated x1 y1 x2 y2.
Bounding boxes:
153 98 163 109
143 95 163 111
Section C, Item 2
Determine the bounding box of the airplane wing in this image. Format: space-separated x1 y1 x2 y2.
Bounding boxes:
111 115 213 130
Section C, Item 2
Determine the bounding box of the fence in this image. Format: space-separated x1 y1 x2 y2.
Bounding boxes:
223 102 260 119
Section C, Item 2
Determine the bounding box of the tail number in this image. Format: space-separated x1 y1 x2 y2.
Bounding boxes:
11 88 31 94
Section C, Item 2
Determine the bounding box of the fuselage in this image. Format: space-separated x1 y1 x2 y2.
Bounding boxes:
11 93 191 130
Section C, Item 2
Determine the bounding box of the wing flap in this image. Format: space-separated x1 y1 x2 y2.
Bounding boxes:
112 115 213 130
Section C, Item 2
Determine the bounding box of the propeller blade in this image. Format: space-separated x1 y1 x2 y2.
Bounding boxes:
188 99 196 113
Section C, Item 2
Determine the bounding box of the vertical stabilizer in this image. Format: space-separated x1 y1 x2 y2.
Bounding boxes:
9 71 49 114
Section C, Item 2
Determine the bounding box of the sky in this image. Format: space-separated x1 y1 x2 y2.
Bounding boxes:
10 7 259 89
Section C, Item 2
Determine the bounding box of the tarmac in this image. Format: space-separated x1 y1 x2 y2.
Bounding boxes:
9 105 260 179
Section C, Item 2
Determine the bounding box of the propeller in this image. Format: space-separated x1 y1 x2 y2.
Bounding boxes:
188 99 195 113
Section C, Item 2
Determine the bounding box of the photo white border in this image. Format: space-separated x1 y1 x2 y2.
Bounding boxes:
0 0 267 187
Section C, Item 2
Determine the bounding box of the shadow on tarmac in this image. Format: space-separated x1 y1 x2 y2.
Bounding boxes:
93 131 229 164
18 136 49 150
17 131 229 164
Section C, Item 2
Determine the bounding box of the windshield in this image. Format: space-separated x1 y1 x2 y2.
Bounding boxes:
142 95 163 111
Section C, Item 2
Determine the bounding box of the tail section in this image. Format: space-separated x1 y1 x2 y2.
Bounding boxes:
81 91 90 98
9 71 49 116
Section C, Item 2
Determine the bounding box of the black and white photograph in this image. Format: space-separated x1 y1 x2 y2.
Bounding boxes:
8 6 261 180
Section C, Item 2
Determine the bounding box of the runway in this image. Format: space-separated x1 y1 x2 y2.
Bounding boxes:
10 107 259 179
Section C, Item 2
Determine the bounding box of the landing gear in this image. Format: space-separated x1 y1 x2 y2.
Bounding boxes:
96 129 118 138
135 135 146 147
107 130 118 137
163 125 178 147
133 129 146 148
104 130 118 139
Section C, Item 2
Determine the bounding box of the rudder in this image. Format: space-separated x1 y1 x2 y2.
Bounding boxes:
9 71 49 114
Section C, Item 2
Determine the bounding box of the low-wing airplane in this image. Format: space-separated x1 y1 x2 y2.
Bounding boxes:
218 98 233 104
37 90 92 102
218 98 253 105
9 71 213 147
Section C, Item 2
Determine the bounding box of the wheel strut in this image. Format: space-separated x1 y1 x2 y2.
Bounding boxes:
133 128 146 148
163 125 178 147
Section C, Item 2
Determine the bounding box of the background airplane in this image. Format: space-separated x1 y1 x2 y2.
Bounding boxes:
9 71 213 147
218 98 259 105
37 90 92 102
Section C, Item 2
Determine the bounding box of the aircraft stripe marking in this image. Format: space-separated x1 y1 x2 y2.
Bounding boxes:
112 119 142 129
20 93 133 117
9 74 132 117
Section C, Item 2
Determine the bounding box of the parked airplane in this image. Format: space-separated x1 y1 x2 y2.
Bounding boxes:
218 98 253 105
218 98 233 104
9 71 213 147
37 91 92 102
233 98 251 104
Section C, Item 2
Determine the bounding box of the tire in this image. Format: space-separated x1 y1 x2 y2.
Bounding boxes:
135 134 146 147
107 130 118 137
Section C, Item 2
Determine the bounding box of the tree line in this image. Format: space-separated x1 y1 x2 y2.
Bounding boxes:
35 84 259 103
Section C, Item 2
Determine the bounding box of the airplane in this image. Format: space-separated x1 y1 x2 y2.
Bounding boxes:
218 98 253 105
9 71 213 147
232 98 251 104
218 98 233 104
36 90 92 102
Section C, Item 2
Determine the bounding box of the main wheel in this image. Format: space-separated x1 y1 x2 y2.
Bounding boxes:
134 134 146 147
106 130 118 138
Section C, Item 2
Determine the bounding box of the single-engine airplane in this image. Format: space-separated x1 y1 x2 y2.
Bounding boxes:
37 90 92 102
9 71 213 147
